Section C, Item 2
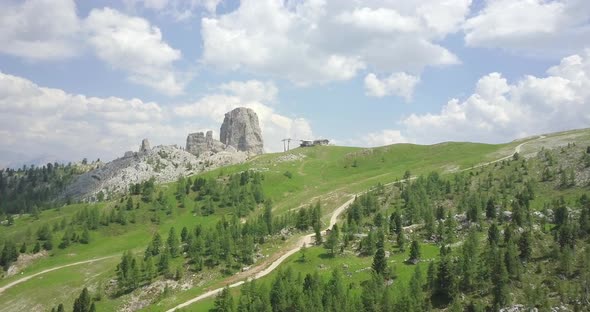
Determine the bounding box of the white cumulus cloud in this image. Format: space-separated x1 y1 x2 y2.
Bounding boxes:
200 0 468 86
364 72 420 100
402 50 590 144
0 71 184 163
85 8 189 96
0 0 80 61
464 0 590 56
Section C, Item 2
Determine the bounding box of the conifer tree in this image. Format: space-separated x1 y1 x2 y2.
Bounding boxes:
167 227 179 258
372 245 387 276
73 287 92 312
324 225 340 256
409 240 421 264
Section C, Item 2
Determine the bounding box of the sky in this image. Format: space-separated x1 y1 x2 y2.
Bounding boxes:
0 0 589 168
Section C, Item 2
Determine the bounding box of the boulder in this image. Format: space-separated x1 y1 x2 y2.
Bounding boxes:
220 107 264 155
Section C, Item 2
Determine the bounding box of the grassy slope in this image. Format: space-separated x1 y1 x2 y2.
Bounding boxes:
177 128 590 311
4 128 586 311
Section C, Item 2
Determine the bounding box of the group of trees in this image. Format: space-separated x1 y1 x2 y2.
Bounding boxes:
51 287 96 312
115 195 310 294
0 162 82 215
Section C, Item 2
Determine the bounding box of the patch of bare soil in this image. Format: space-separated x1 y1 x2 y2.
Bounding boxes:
6 251 48 277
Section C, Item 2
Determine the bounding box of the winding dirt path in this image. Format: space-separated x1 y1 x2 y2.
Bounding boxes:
0 255 117 294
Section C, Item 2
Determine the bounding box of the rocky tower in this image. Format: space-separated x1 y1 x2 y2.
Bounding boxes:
140 139 151 153
186 130 226 156
220 107 264 155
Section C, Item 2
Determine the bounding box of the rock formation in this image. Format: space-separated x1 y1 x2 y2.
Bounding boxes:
186 131 226 156
220 107 264 155
140 139 151 153
63 140 248 201
63 107 264 201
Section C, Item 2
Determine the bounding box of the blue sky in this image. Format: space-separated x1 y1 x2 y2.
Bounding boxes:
0 0 589 167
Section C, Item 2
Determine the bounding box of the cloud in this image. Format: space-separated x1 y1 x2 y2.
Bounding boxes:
218 80 278 103
0 0 80 61
0 71 184 163
401 50 590 144
464 0 590 55
364 130 409 147
84 8 189 95
200 0 467 85
0 2 189 95
364 72 420 100
174 80 314 152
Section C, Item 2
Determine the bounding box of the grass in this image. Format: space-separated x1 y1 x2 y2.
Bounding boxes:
2 133 575 311
187 243 440 312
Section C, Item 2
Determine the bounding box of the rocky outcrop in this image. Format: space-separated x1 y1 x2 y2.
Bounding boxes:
220 107 264 155
63 142 248 201
140 139 151 153
186 131 227 156
63 107 264 201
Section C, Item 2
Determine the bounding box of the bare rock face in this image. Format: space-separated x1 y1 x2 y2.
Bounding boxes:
63 142 248 201
140 139 151 153
186 130 226 156
220 107 264 155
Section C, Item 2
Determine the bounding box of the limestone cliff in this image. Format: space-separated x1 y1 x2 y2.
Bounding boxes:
219 107 264 155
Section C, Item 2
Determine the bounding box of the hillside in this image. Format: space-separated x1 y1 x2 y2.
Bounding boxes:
0 128 589 312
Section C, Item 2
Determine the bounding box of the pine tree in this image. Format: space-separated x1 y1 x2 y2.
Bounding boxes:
396 231 406 252
180 226 189 243
409 240 421 264
213 286 235 312
324 225 340 256
314 225 322 245
56 304 65 312
73 287 92 312
81 227 90 244
19 242 27 254
486 198 497 220
263 200 273 235
408 265 425 311
488 222 500 246
518 231 532 262
372 245 387 276
126 197 133 211
158 253 170 276
0 241 18 270
167 227 179 258
491 252 510 310
504 238 520 279
32 241 41 253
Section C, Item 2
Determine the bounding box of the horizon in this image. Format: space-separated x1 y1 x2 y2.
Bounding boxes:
2 125 587 170
1 0 589 168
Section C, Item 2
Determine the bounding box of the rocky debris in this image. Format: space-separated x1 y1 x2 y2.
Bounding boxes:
6 250 48 277
186 130 227 156
63 143 247 201
121 279 181 312
220 107 264 155
140 139 151 153
275 153 306 163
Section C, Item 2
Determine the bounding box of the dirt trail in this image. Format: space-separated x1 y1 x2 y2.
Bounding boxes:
0 255 116 294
